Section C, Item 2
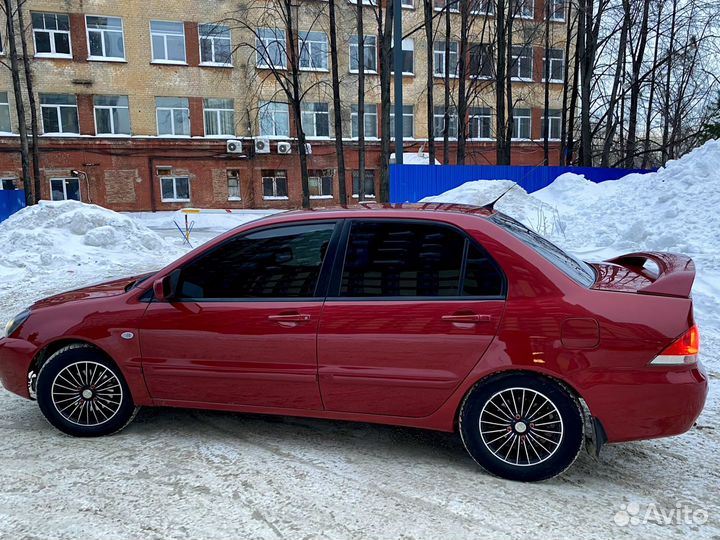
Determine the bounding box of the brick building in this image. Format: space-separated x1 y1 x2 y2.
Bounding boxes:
0 0 569 211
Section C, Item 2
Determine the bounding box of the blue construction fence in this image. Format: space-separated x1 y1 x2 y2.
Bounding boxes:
389 165 654 203
0 190 26 223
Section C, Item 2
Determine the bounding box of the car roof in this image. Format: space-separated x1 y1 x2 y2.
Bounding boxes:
278 202 496 221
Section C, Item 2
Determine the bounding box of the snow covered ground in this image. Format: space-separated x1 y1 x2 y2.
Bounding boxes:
1 142 719 538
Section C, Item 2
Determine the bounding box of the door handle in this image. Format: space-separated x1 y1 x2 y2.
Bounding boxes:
268 313 311 323
441 313 491 323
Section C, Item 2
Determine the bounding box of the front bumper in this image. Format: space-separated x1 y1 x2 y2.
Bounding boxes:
582 362 709 443
0 337 37 399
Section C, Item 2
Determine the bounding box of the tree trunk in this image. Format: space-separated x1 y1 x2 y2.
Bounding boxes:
495 0 508 165
442 5 450 164
661 0 677 164
3 0 32 204
641 0 663 168
504 4 514 165
378 0 393 203
357 1 366 200
542 0 551 165
456 0 468 164
559 0 573 166
328 0 347 205
578 0 594 167
424 0 435 165
623 0 651 168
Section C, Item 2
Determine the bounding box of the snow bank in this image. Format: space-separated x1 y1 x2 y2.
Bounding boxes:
128 209 279 233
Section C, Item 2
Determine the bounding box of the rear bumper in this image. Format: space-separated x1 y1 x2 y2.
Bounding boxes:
582 362 709 443
0 337 36 399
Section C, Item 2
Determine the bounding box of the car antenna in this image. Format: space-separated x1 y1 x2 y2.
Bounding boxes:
482 184 517 211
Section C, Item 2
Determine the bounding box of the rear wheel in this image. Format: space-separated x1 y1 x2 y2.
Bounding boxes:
459 373 584 482
36 344 138 437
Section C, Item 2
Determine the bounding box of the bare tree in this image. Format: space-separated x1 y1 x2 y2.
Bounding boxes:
328 0 348 205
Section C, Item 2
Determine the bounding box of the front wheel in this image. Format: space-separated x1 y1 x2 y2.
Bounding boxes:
36 344 138 437
459 373 584 482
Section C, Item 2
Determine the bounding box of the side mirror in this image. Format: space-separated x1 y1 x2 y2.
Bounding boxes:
152 271 178 302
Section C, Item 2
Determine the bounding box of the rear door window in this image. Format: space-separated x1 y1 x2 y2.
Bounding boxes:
338 220 504 298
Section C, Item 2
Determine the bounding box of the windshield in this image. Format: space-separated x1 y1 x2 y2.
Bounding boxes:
491 213 596 287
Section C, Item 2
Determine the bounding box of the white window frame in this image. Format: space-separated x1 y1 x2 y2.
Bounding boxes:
433 40 459 78
301 102 330 139
514 0 535 19
40 94 79 135
543 49 565 83
548 0 565 21
32 12 72 58
150 20 187 65
391 38 414 76
93 96 130 136
0 178 17 190
308 173 334 199
160 176 191 202
469 43 494 79
401 0 415 9
256 27 287 70
470 0 495 15
468 107 493 140
434 0 460 13
85 15 126 61
512 109 532 140
389 105 415 140
203 99 235 138
49 177 81 201
262 172 289 200
511 45 534 82
0 92 11 134
156 98 190 137
541 110 562 140
299 31 329 71
227 170 241 201
351 170 376 199
351 104 378 139
348 0 378 5
199 23 233 67
349 35 377 74
259 101 290 138
433 106 458 139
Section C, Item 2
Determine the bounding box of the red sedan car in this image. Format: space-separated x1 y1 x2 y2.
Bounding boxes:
0 204 708 481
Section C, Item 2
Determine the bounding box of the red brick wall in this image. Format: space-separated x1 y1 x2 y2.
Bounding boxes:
77 94 96 135
185 22 200 67
70 14 88 61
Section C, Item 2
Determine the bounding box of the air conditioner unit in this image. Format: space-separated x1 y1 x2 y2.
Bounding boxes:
254 137 270 154
304 143 312 155
226 140 243 154
277 141 292 154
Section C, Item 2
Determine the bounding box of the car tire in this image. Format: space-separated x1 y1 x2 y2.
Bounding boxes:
36 344 138 437
459 373 584 482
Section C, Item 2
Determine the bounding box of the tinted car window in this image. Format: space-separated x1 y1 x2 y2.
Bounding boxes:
178 223 335 299
340 221 503 297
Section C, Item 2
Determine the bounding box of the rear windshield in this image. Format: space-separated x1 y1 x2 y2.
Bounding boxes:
491 213 596 287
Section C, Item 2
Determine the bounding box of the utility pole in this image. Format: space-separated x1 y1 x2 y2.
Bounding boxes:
392 0 403 165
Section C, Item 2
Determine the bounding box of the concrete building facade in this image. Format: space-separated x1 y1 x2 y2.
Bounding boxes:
0 0 569 210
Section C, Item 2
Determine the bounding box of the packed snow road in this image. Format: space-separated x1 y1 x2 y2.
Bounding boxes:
1 142 720 538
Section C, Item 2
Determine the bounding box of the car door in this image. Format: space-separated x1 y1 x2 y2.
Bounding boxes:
139 221 339 409
317 219 506 417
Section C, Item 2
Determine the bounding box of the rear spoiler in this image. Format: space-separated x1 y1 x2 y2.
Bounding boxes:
606 252 695 298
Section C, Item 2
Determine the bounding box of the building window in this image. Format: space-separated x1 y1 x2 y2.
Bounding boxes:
150 21 186 64
401 0 414 8
542 109 562 140
512 108 532 139
50 177 81 201
433 105 458 139
352 170 376 199
156 97 190 136
349 35 377 73
309 170 333 199
351 104 378 139
94 95 130 135
470 0 495 15
301 102 330 138
433 40 458 77
543 49 565 82
299 31 328 71
548 0 565 21
511 45 533 80
434 0 460 12
262 170 288 200
199 23 232 65
469 107 492 139
86 16 125 60
204 98 235 137
0 92 11 133
390 105 414 139
40 93 79 134
259 101 290 137
160 176 190 202
514 0 534 18
256 28 287 69
391 38 414 75
227 170 241 201
469 43 493 78
0 178 17 190
32 12 71 57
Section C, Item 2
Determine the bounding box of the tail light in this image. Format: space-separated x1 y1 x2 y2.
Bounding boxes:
650 325 700 366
